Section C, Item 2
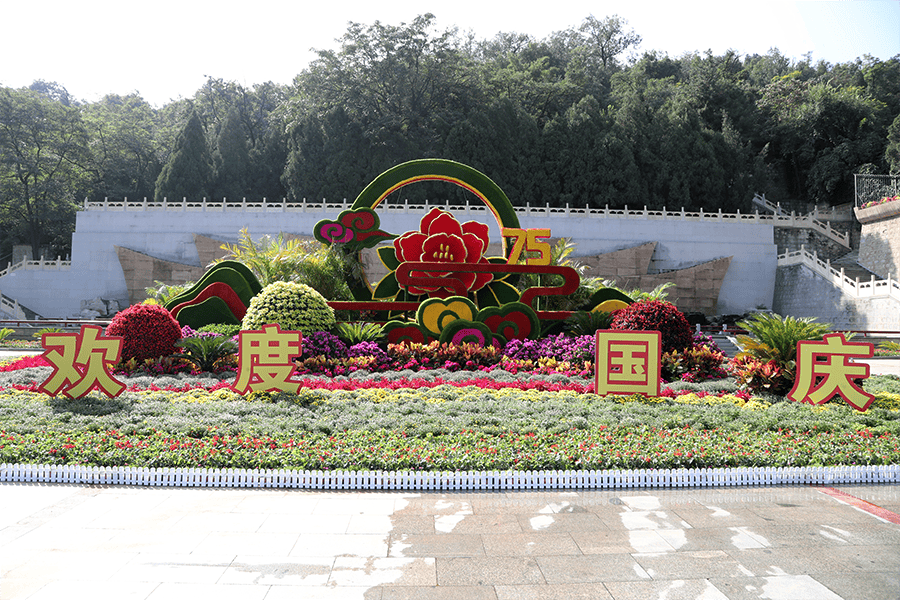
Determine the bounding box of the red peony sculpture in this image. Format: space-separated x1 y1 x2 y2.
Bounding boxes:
393 208 494 298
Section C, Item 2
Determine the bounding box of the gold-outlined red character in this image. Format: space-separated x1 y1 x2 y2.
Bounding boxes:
595 330 661 397
38 325 126 398
788 332 874 411
232 323 303 395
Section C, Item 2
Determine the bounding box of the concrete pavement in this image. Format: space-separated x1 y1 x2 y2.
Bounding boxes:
1 483 899 599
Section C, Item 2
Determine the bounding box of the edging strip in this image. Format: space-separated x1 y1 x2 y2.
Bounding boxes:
816 486 900 525
1 464 899 490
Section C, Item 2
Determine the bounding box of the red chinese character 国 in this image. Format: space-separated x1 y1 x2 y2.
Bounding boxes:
595 330 661 397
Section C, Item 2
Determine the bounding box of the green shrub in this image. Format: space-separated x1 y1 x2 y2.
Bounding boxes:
730 312 832 395
241 281 335 335
564 310 614 336
174 335 238 372
0 328 14 343
106 304 182 362
198 323 241 338
333 322 384 345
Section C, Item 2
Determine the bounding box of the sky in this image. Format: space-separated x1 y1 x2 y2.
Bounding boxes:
2 0 898 107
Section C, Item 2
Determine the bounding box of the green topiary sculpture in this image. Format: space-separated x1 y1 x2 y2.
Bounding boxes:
241 281 335 335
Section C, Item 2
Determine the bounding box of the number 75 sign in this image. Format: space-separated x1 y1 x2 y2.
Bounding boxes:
502 228 551 265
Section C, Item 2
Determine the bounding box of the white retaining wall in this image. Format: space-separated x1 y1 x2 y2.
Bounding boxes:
0 200 777 318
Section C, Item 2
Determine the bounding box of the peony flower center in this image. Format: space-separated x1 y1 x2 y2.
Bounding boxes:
432 243 455 262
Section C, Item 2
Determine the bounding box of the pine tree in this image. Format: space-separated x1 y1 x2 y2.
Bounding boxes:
154 110 213 202
212 107 251 200
886 113 900 175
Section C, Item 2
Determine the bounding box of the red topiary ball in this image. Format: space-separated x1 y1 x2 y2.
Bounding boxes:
106 303 182 362
609 300 692 353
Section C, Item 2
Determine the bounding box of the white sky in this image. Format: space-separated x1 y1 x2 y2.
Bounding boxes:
2 0 898 107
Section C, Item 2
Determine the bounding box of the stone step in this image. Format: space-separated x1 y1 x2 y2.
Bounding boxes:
828 249 878 282
709 333 742 358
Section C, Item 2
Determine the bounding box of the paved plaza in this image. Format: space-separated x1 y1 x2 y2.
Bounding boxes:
1 482 899 599
2 350 899 598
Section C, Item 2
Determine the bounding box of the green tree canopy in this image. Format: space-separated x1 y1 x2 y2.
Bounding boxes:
154 109 213 202
0 86 91 259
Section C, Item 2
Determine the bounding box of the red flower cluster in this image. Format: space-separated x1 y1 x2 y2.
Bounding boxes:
106 304 182 362
610 300 692 353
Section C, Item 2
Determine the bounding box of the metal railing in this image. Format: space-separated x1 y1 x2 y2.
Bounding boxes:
855 173 900 208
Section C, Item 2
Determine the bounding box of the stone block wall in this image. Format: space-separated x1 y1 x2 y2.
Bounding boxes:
0 206 777 318
773 264 898 330
857 201 900 279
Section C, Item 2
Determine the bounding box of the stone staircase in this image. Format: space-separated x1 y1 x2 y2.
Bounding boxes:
828 248 879 283
0 291 41 320
709 332 742 358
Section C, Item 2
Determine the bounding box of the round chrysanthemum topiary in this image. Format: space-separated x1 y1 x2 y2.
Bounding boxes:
609 299 692 354
106 303 182 362
241 281 335 336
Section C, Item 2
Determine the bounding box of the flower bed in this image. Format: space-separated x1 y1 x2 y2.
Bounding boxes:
861 194 900 209
0 358 899 471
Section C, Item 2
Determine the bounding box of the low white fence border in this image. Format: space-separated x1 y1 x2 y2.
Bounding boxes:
1 464 897 490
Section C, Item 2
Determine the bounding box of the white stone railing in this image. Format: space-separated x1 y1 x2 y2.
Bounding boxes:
81 196 847 244
0 291 26 320
778 246 900 302
0 256 72 278
752 193 850 246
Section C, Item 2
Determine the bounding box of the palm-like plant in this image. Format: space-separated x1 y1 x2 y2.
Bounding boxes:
217 228 356 300
564 310 614 336
173 335 238 372
732 312 833 394
735 313 832 364
333 321 384 345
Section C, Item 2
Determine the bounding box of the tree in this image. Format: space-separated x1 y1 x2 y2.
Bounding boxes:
886 113 900 174
82 93 162 201
475 35 579 127
575 14 642 72
0 86 91 260
211 107 251 200
153 109 213 202
554 15 642 103
758 75 890 203
443 98 544 203
290 14 481 163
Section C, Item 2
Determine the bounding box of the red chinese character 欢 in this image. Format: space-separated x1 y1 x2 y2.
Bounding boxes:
595 330 661 397
232 324 303 394
788 333 874 411
38 325 125 398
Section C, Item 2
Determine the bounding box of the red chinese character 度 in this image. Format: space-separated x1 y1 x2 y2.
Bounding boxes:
232 324 303 395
